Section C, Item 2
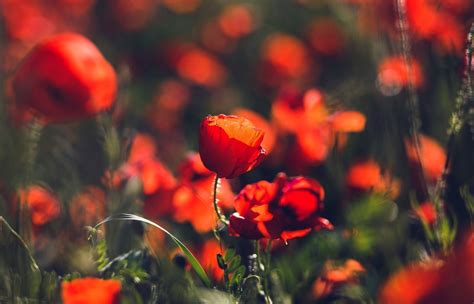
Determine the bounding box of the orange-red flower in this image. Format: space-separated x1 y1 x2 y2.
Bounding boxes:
405 134 446 182
197 239 224 281
61 277 121 304
12 33 117 123
106 133 177 218
69 186 106 230
312 259 365 300
260 33 315 86
199 114 267 179
346 160 400 198
306 18 346 56
218 4 256 39
271 87 366 165
229 173 332 241
379 229 474 303
377 56 424 93
414 202 437 225
18 185 61 227
172 153 234 233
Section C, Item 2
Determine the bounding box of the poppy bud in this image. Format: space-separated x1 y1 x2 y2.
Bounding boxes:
12 33 117 123
199 114 267 179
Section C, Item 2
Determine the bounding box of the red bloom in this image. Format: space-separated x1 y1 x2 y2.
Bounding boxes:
414 202 437 225
69 186 106 231
12 33 117 123
197 239 224 281
229 173 332 242
377 56 424 92
405 135 446 182
346 160 400 199
61 278 121 304
18 185 61 227
172 153 234 233
199 114 267 179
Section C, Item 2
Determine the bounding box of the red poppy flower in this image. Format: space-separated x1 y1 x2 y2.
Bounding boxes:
346 160 400 199
172 153 234 233
414 202 437 225
18 185 61 227
405 135 446 182
12 33 117 123
69 186 106 231
229 173 332 242
199 114 267 179
306 18 346 56
380 230 474 303
232 108 276 153
218 4 256 39
197 239 224 281
377 56 424 91
312 259 365 300
61 277 121 304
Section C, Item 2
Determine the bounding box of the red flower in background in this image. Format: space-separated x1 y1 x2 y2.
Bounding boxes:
199 114 267 179
197 239 224 281
229 173 332 242
272 87 366 166
61 278 121 304
377 56 424 94
306 18 346 56
414 202 437 225
312 259 365 300
218 4 256 39
107 133 177 218
18 185 61 227
405 134 446 182
69 186 106 231
346 160 400 199
172 153 234 233
166 43 227 88
379 230 474 303
260 33 315 86
12 33 117 123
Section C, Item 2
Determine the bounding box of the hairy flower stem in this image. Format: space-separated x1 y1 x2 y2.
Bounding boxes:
255 241 272 304
212 175 228 225
18 118 43 245
395 0 429 201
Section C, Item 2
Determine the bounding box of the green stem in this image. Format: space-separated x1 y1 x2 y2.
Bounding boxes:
255 241 272 304
212 175 228 225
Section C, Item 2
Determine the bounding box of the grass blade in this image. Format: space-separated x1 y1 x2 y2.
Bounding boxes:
93 213 212 287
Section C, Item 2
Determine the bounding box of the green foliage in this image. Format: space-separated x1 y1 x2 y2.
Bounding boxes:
0 217 60 303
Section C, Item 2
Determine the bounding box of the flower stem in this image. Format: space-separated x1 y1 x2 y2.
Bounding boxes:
212 175 228 225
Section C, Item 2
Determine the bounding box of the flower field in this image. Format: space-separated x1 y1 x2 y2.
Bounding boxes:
0 0 473 303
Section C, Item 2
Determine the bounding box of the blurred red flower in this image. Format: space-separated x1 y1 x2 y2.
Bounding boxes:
405 134 446 182
312 259 365 300
380 230 474 303
218 4 256 39
106 133 177 218
69 186 106 231
306 18 346 56
260 33 315 86
414 202 437 225
12 33 117 123
377 56 424 91
272 87 366 166
172 153 234 233
229 173 332 242
18 185 61 227
166 43 227 87
61 277 121 304
346 160 400 199
197 239 224 281
199 114 267 179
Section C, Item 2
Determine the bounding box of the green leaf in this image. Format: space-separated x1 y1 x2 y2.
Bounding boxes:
93 213 212 287
227 255 241 273
0 217 41 300
224 248 235 262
